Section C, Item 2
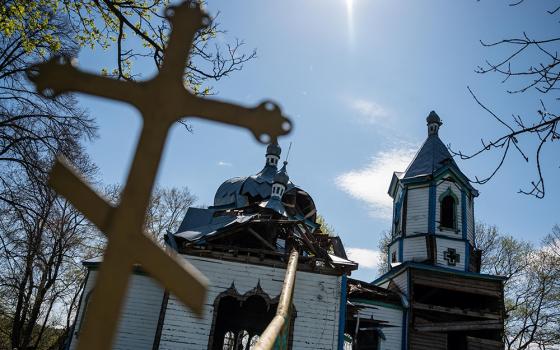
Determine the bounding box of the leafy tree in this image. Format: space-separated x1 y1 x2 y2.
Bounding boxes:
0 1 247 348
1 0 255 91
376 230 393 275
0 144 101 350
477 223 560 349
316 214 336 236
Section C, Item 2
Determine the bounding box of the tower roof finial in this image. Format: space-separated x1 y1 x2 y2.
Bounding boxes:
266 142 281 157
427 110 442 135
274 161 289 185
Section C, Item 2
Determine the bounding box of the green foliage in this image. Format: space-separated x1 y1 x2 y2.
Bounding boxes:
316 214 336 236
477 223 560 349
0 1 62 54
1 0 254 91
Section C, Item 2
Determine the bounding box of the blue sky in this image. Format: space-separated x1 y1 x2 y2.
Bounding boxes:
76 1 559 281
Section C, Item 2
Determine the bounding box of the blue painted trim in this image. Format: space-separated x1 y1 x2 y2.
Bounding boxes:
402 272 411 350
472 200 477 248
398 237 403 262
461 191 467 241
350 298 403 310
465 241 470 272
392 232 467 243
371 261 507 285
428 182 436 233
338 274 347 350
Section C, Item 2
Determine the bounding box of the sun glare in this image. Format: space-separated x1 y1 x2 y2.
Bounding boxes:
345 0 355 44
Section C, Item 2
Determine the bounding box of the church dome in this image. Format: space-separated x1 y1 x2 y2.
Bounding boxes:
211 144 317 223
213 144 289 208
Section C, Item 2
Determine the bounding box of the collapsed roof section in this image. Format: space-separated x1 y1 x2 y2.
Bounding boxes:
171 143 357 274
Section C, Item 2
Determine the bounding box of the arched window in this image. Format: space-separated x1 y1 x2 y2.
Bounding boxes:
440 194 456 229
209 284 296 350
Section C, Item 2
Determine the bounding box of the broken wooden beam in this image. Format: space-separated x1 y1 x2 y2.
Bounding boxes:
414 319 502 332
412 302 501 320
247 227 277 251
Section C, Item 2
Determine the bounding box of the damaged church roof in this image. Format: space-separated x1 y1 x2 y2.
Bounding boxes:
172 143 357 272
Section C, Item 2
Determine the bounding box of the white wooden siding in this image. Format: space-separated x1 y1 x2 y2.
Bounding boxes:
403 236 427 262
435 180 463 239
392 271 409 296
405 186 429 236
159 256 342 350
467 196 475 245
436 237 466 271
353 302 403 350
69 270 165 350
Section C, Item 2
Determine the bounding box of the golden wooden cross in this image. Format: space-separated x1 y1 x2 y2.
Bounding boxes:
27 2 292 349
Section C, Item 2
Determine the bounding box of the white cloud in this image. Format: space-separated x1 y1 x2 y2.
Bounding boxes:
335 147 417 219
347 248 382 269
217 161 232 167
348 98 389 124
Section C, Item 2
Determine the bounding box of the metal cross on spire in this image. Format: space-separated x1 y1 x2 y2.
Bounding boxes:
26 2 292 349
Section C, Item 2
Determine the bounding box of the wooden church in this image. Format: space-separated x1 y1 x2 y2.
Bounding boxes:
68 112 505 350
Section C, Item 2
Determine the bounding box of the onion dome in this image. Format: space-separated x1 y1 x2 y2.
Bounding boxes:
427 110 442 125
266 142 281 157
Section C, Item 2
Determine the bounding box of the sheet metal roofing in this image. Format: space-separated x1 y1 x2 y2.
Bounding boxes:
403 133 456 179
213 148 295 209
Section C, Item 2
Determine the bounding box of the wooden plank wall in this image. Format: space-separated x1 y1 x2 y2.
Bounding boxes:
352 302 403 350
410 331 447 350
69 270 165 350
466 336 503 350
392 270 409 296
403 236 428 262
159 255 342 350
412 269 502 297
405 186 429 236
435 237 466 271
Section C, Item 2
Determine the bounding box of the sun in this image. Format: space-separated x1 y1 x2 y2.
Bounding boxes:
345 0 355 44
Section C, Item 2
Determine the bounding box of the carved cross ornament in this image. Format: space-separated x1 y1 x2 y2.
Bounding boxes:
443 248 460 266
26 2 292 349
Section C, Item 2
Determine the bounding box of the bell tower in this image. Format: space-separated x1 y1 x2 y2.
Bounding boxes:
374 111 505 350
386 111 479 272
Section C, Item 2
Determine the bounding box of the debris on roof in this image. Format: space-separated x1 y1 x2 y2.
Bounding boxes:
172 144 357 273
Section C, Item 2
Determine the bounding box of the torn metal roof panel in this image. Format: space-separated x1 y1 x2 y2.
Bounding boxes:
175 213 256 242
259 198 287 216
328 253 358 268
176 207 217 233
